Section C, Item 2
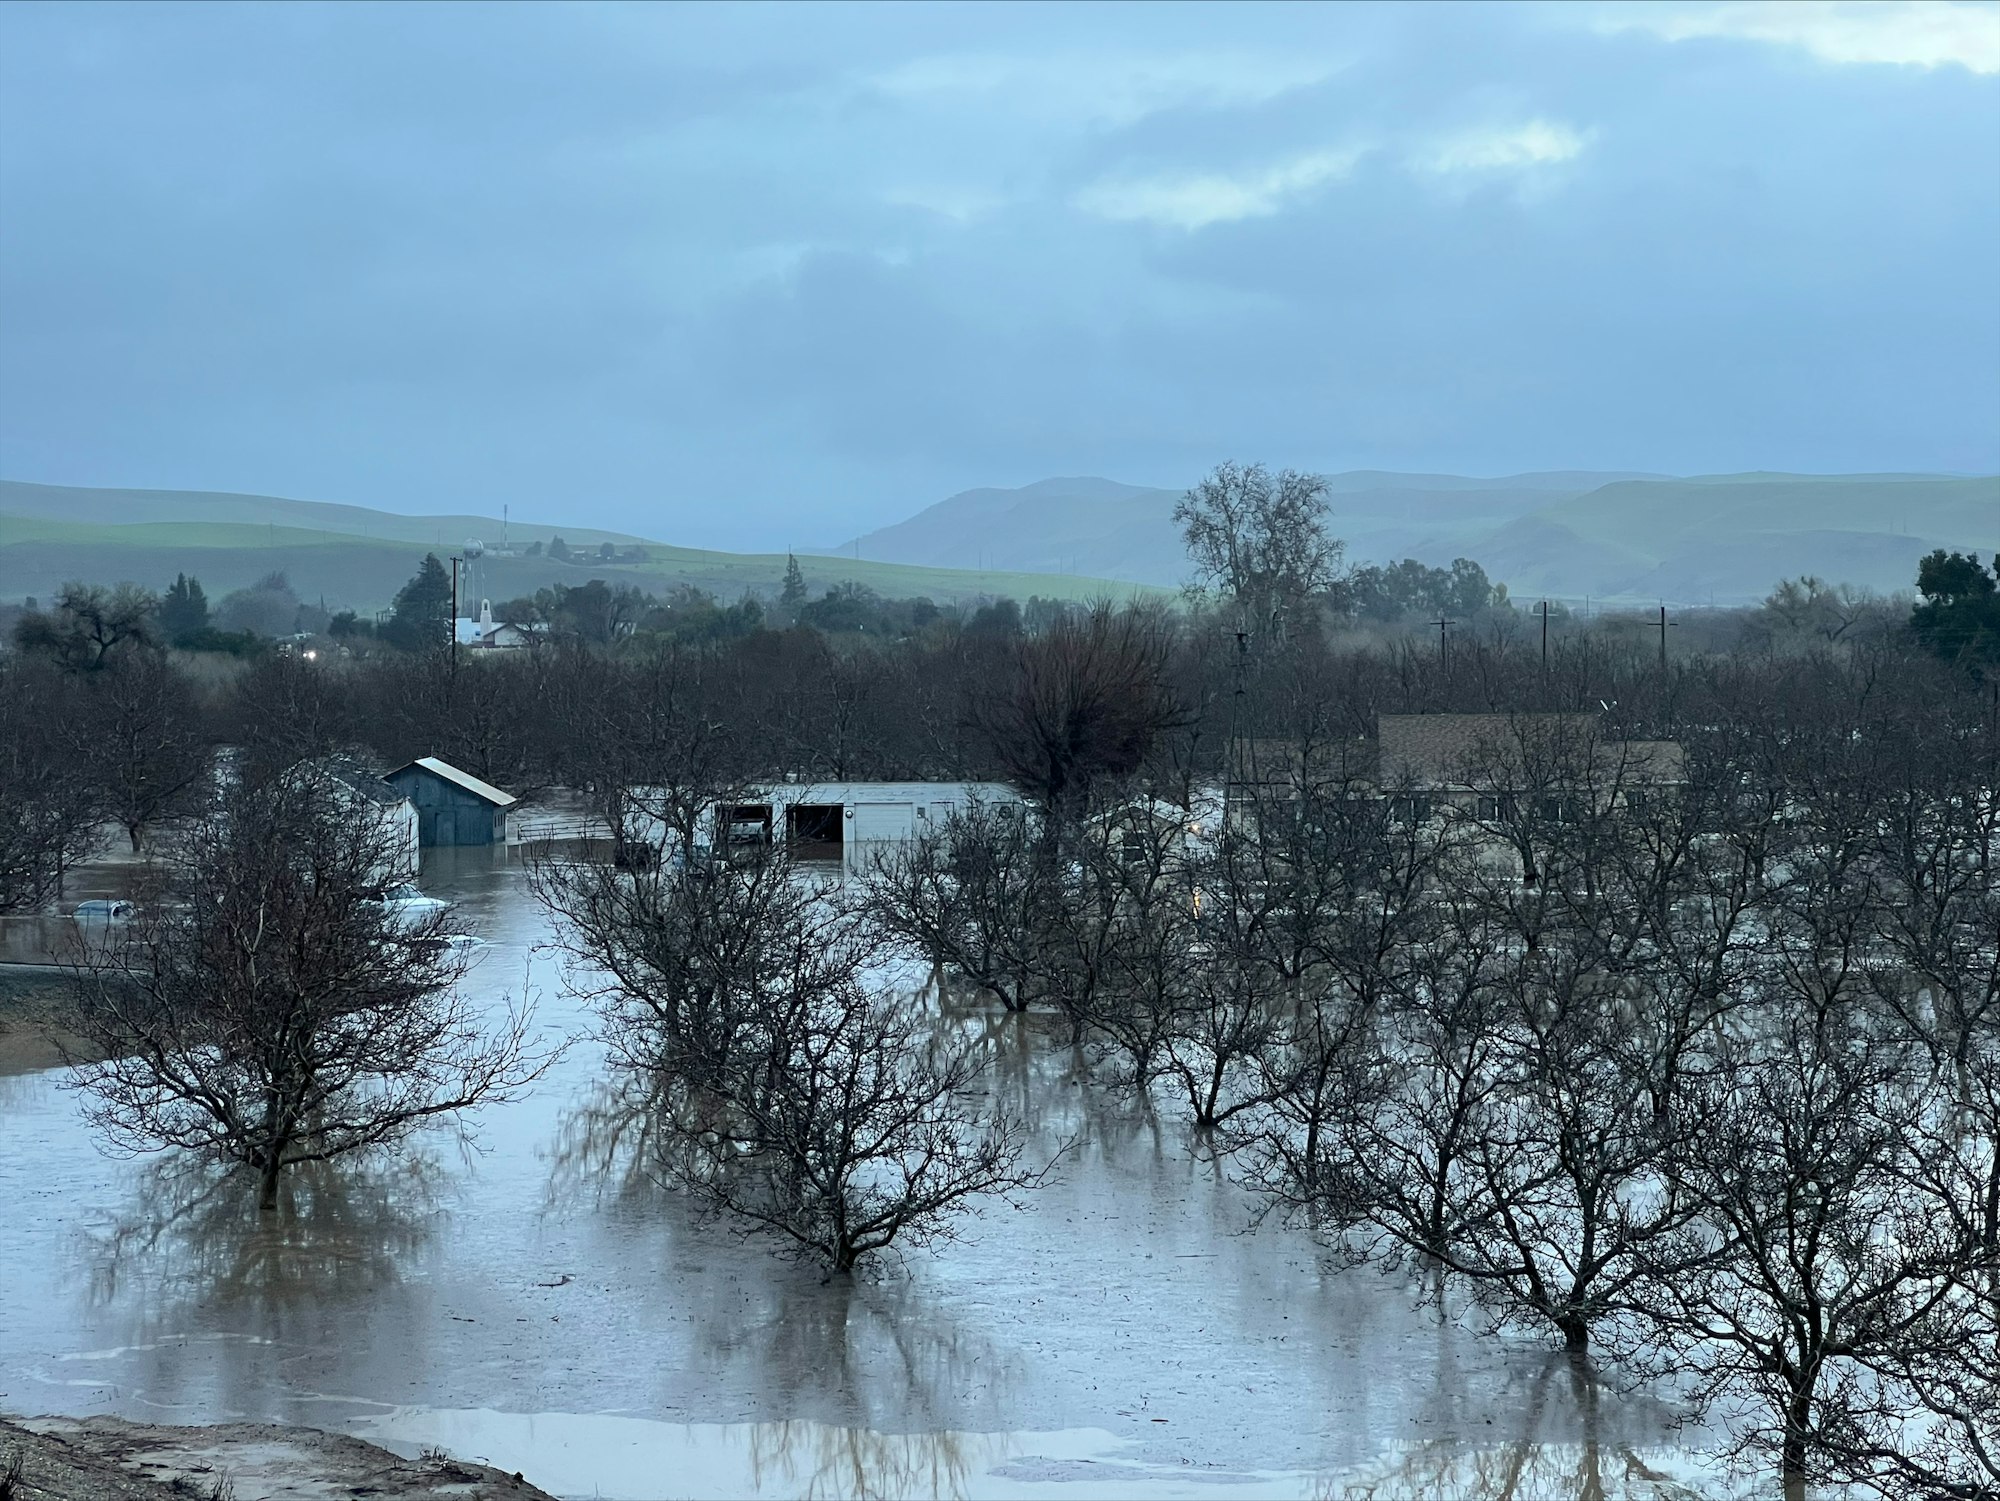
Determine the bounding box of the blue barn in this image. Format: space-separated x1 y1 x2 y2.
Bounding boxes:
384 756 518 847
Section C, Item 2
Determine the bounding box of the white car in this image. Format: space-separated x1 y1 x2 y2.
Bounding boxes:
373 884 450 923
73 899 135 923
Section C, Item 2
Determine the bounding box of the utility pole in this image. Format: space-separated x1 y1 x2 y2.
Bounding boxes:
1537 600 1551 670
450 555 462 674
1432 615 1454 671
1658 603 1674 672
1225 628 1251 830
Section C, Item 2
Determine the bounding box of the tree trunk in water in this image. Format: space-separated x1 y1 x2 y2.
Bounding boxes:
1558 1313 1589 1354
258 1156 283 1214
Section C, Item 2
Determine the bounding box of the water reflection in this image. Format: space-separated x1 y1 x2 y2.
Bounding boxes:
0 860 1734 1493
743 1418 993 1500
1328 1443 1714 1500
354 1400 1739 1500
352 1407 1287 1500
1326 1355 1714 1499
543 1069 665 1209
84 1155 444 1315
548 1073 1030 1435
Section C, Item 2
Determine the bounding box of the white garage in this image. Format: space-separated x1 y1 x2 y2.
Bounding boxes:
714 781 1022 873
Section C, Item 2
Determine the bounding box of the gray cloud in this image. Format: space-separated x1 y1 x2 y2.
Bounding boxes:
1 0 1994 547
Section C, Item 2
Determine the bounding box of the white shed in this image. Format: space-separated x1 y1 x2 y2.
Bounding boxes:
715 781 1023 872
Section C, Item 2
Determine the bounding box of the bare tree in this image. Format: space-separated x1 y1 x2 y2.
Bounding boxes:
1446 945 1702 1355
61 761 545 1212
228 652 359 782
1059 799 1201 1089
1229 747 1440 1200
975 603 1186 816
11 581 157 672
1175 461 1341 645
1633 991 1986 1496
0 659 102 910
537 844 1056 1273
864 802 1052 1013
76 653 212 852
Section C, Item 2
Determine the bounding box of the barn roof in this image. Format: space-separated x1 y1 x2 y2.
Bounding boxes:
388 756 518 808
1379 714 1597 785
1377 714 1684 787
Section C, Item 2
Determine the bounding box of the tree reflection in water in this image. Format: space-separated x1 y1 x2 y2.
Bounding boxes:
744 1420 996 1501
84 1153 443 1314
545 1072 1029 1438
1327 1354 1713 1501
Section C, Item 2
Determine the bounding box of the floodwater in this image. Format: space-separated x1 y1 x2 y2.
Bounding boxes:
0 850 1766 1499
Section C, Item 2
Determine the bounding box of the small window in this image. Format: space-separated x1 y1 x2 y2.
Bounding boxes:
1477 796 1499 821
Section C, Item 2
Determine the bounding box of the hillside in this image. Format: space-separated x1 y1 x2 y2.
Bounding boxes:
843 471 1999 605
0 482 1153 613
839 472 1665 590
7 470 1991 614
0 479 648 549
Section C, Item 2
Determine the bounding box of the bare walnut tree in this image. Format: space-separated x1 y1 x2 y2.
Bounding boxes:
974 602 1186 816
537 843 1058 1274
62 762 546 1212
1175 461 1341 644
864 802 1053 1014
0 658 102 911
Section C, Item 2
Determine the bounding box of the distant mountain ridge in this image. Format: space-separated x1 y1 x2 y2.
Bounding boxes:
838 471 1999 605
4 470 1992 614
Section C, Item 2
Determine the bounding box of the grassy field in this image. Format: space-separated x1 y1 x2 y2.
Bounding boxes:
0 496 1159 612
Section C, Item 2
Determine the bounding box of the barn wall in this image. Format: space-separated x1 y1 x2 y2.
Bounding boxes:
386 768 508 847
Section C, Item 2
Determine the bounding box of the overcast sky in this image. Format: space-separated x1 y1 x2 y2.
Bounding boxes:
1 1 1996 548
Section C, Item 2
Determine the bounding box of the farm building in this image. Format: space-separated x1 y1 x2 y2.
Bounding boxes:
454 600 539 651
321 761 421 881
714 781 1023 873
385 757 518 847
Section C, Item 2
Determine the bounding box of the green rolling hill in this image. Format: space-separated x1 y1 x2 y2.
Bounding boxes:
0 482 1155 612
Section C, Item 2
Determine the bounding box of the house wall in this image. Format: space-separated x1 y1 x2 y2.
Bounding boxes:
369 798 422 879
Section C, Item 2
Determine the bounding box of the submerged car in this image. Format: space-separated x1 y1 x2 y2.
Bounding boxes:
409 933 488 956
371 883 450 924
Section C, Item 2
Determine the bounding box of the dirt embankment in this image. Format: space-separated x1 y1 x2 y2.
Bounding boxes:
0 1416 560 1501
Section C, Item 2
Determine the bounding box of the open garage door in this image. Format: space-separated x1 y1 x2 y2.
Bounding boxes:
785 803 844 863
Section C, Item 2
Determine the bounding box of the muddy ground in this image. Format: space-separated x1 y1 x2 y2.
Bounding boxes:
0 1415 557 1501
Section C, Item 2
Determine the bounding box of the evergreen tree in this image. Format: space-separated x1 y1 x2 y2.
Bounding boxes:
157 574 210 643
385 554 452 653
549 535 571 563
1911 550 2000 669
781 554 807 607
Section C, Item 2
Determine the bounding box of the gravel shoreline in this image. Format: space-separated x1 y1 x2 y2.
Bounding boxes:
0 1415 559 1501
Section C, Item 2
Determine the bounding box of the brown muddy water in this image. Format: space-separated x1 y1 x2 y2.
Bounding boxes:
0 849 1766 1499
